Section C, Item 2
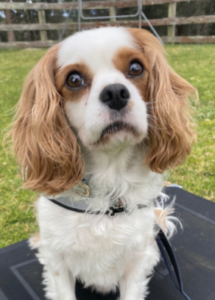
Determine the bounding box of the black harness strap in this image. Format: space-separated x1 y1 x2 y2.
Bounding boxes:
49 199 101 214
49 198 147 217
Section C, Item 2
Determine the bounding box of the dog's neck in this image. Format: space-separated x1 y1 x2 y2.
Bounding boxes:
47 144 163 211
84 144 138 181
81 144 163 206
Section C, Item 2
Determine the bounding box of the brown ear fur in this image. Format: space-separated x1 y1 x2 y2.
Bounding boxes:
9 45 84 195
129 29 198 173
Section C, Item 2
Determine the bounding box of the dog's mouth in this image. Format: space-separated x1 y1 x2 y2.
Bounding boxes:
101 122 126 138
97 121 138 143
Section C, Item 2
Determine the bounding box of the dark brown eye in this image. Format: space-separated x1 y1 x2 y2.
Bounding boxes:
66 72 84 89
128 61 144 77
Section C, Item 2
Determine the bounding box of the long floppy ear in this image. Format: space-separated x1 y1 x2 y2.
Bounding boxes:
130 29 198 173
9 45 84 195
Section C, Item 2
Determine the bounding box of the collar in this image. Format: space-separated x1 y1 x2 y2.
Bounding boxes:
47 196 148 217
45 179 149 217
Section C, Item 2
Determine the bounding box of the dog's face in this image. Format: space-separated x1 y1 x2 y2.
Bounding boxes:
56 27 148 150
10 27 197 195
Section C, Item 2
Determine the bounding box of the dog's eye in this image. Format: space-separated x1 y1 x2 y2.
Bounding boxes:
66 72 84 89
128 61 144 77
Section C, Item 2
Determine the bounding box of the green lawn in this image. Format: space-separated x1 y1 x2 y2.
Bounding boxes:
166 45 215 201
0 45 215 248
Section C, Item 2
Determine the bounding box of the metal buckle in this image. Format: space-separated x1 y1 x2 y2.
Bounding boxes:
108 198 128 217
108 206 126 218
75 182 90 197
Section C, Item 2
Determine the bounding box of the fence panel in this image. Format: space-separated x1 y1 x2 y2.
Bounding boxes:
0 0 214 47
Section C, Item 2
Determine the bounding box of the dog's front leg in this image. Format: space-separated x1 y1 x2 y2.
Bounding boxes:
119 247 159 300
119 257 148 300
41 251 76 300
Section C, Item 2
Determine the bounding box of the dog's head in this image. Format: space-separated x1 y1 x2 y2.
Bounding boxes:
10 27 197 195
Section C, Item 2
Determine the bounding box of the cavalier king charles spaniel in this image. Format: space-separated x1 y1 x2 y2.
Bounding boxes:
10 27 196 300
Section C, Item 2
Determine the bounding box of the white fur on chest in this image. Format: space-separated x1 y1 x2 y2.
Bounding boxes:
36 148 162 291
36 195 158 288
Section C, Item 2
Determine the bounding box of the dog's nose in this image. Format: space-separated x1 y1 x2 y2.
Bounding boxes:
99 84 130 111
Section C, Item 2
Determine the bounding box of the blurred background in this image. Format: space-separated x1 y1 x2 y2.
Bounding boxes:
0 0 215 45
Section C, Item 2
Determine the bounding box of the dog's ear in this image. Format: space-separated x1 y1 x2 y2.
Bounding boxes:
10 45 84 195
129 29 197 173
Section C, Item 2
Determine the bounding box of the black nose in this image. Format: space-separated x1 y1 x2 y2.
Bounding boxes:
99 84 130 111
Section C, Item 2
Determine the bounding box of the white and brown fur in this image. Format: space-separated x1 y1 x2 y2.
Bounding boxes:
9 27 197 300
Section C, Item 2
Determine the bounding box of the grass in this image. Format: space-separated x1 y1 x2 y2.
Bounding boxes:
0 49 46 248
166 45 215 201
0 45 215 248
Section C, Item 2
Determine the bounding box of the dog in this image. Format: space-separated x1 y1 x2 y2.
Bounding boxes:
10 27 196 300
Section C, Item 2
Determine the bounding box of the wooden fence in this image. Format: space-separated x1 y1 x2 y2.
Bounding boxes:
0 0 215 48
